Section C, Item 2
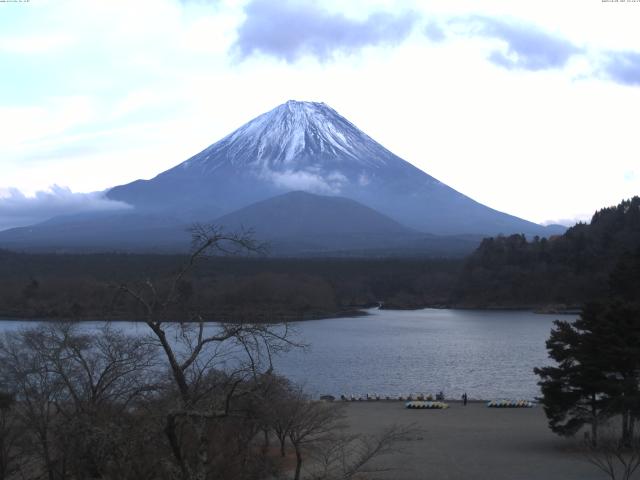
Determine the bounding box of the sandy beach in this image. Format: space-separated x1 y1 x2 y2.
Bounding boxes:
341 401 602 480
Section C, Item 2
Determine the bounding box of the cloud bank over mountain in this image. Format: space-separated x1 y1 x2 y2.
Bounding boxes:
0 185 130 231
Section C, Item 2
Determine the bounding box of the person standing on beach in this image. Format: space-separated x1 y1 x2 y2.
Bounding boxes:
462 392 468 406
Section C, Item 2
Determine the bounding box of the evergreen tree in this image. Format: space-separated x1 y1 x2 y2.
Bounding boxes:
534 304 611 445
593 301 640 445
535 300 640 446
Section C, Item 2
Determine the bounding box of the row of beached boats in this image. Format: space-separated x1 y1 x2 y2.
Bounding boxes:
405 401 449 409
337 395 536 408
340 393 445 402
486 400 534 408
405 399 535 409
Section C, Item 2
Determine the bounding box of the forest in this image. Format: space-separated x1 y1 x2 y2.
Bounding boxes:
0 196 638 321
456 196 640 308
0 252 462 321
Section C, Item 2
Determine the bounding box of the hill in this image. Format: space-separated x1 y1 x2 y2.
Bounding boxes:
214 191 480 256
454 196 640 307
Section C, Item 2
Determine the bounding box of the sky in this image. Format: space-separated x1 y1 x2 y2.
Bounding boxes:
1 0 639 230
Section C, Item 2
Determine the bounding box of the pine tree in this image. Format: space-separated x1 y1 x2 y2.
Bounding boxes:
534 304 611 445
535 300 640 446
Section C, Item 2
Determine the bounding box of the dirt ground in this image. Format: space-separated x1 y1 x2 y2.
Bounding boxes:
340 401 606 480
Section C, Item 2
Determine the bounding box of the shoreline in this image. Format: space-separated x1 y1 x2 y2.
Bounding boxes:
381 303 581 315
334 398 514 403
0 303 580 323
326 396 538 404
0 307 368 323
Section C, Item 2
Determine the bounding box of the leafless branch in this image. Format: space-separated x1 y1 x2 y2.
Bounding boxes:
583 424 640 480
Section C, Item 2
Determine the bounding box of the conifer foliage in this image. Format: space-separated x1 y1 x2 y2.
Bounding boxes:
535 249 640 446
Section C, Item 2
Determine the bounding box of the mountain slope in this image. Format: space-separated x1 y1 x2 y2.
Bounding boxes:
108 100 560 236
0 191 481 256
214 191 421 254
216 191 413 236
0 211 193 252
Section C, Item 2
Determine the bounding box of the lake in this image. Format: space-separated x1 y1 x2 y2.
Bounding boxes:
273 308 572 401
0 308 571 401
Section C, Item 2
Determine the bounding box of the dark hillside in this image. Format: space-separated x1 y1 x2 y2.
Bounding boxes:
454 197 640 308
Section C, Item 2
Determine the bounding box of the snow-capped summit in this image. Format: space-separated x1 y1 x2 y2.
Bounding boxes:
173 99 410 197
188 100 386 169
107 100 560 237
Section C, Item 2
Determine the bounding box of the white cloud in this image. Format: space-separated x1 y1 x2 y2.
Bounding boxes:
233 0 417 62
0 185 131 231
264 169 347 194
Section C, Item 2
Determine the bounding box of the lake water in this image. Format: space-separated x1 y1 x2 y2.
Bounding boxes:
0 308 572 401
273 308 572 401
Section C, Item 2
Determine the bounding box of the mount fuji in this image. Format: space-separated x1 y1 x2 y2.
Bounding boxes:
107 100 557 236
0 100 563 254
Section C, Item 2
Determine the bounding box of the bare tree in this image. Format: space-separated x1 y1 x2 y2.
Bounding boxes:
36 323 158 479
116 224 298 480
0 329 67 480
0 322 159 480
262 375 298 458
0 392 22 480
286 392 346 480
584 423 640 480
29 323 158 415
310 425 415 480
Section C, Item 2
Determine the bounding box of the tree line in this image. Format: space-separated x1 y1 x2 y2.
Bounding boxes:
0 252 461 322
455 196 640 308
